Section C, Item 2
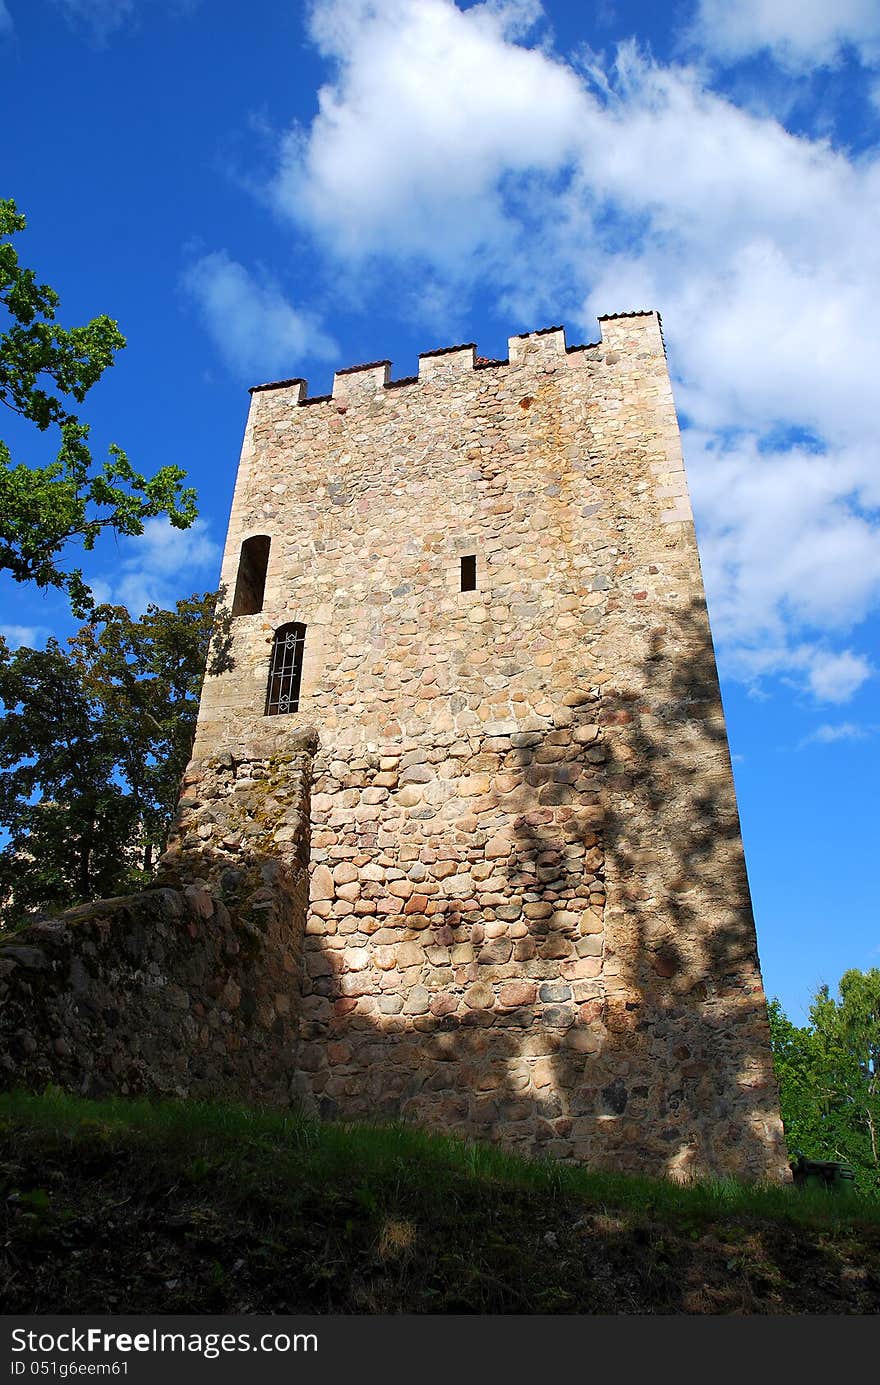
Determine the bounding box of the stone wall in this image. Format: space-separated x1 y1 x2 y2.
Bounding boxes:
0 740 313 1104
191 312 789 1182
0 313 788 1182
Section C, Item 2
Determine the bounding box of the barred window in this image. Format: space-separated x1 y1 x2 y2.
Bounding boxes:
232 535 271 616
265 623 306 716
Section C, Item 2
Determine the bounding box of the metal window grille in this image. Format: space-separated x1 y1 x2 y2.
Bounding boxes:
265 623 306 716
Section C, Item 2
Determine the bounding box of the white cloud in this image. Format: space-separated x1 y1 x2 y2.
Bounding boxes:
52 0 200 43
107 517 220 615
804 649 872 702
272 0 587 265
0 2 14 37
685 432 880 646
689 0 880 72
801 721 875 745
182 250 337 378
54 0 136 40
0 624 51 650
264 0 880 703
710 640 872 705
122 515 218 578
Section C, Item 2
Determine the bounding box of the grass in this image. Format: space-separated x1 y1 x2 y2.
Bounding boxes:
2 1089 879 1314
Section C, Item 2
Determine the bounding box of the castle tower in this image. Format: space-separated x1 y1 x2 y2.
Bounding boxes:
191 311 788 1181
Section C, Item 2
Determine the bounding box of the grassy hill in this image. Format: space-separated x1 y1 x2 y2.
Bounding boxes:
1 1091 878 1314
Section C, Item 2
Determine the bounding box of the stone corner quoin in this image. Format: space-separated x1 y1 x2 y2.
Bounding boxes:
184 308 788 1183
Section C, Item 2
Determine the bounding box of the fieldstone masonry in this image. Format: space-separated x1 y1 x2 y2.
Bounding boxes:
0 741 313 1103
0 312 788 1179
184 310 789 1181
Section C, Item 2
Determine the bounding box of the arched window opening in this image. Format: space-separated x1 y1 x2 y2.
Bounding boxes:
232 535 271 616
265 623 306 716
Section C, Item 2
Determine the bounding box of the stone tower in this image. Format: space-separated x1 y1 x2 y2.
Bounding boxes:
190 311 788 1181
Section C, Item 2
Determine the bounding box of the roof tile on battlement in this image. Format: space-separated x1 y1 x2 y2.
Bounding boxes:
512 324 565 337
597 309 666 356
418 342 477 358
334 358 392 376
248 377 307 395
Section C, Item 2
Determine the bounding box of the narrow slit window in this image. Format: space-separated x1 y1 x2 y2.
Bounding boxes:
232 535 271 616
460 554 477 592
265 622 306 716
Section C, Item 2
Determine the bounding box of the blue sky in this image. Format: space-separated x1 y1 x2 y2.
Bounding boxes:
1 0 878 1022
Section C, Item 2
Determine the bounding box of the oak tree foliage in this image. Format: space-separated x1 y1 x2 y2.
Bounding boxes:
0 198 197 615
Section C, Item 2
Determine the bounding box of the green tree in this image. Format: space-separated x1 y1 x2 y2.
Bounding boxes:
69 592 226 870
768 999 823 1154
0 638 137 912
769 972 880 1198
0 198 197 615
0 592 226 924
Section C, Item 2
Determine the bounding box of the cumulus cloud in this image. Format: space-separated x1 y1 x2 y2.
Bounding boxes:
689 0 880 72
685 432 880 651
0 624 51 650
803 649 872 703
262 0 880 703
801 721 876 746
272 0 586 266
182 250 337 379
709 640 872 705
572 64 880 445
107 517 221 615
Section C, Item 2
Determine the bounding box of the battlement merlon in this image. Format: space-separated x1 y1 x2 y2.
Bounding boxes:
246 310 666 406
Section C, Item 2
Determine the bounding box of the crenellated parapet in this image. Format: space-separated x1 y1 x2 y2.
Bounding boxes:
248 311 665 405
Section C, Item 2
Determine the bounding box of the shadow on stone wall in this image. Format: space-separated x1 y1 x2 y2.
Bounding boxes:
297 600 787 1182
0 740 313 1106
591 600 786 1180
0 875 301 1103
0 610 787 1183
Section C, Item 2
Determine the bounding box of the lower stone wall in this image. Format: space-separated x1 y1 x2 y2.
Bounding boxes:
295 706 788 1181
297 707 612 1161
0 722 788 1183
0 741 313 1104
